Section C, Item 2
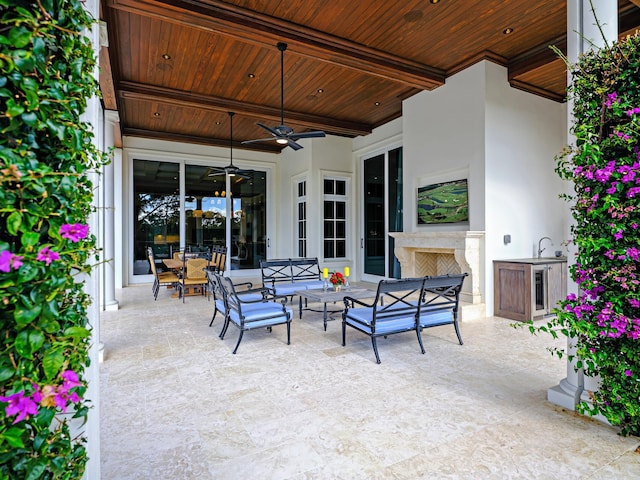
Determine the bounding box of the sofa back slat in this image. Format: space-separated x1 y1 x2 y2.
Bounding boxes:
421 273 467 313
260 259 294 286
289 258 322 282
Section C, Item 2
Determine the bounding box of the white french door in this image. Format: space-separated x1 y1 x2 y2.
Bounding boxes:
360 147 403 283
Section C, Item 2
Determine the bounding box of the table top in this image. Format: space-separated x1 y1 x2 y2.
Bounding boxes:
162 258 183 270
295 287 376 303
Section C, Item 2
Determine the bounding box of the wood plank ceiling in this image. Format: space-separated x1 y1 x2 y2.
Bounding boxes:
101 0 640 153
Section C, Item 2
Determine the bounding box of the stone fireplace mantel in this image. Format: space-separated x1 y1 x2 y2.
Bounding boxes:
390 231 485 320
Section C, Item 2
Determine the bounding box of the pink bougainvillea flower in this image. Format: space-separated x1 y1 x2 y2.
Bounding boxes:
624 369 633 377
59 223 89 242
627 187 640 199
0 250 24 272
606 182 618 194
0 390 38 424
36 246 60 266
604 92 618 107
61 370 81 390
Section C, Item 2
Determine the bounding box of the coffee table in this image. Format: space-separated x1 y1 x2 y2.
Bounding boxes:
295 288 377 331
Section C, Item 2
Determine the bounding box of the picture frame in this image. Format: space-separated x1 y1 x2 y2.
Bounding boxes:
417 178 469 225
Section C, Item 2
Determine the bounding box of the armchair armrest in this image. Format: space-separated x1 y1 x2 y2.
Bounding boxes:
342 296 375 309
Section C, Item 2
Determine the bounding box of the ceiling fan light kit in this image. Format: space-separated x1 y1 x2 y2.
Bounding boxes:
242 42 326 151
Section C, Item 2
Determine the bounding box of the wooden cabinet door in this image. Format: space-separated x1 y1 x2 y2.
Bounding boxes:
494 262 531 322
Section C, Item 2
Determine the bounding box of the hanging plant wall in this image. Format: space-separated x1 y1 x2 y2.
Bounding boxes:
0 0 106 477
530 33 640 437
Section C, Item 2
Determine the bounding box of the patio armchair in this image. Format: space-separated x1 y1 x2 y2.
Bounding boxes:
218 275 293 354
206 270 260 328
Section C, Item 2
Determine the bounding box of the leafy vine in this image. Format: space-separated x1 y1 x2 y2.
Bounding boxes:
0 0 106 477
530 33 640 437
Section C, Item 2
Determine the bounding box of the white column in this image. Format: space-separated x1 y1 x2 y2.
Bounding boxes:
103 111 120 310
548 0 617 411
82 2 102 478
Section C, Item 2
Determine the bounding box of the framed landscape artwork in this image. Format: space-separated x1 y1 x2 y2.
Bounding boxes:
417 178 469 224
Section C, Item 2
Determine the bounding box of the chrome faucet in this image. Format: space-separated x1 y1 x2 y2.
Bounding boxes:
537 236 552 258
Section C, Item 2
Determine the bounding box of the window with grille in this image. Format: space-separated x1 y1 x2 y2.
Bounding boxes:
296 180 307 257
323 178 347 259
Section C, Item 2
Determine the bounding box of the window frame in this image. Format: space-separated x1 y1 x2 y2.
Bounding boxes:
322 175 349 261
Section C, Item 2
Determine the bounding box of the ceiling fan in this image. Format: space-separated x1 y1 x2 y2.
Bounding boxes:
242 42 326 151
208 112 253 180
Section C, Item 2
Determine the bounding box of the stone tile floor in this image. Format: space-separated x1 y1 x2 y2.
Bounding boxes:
100 284 640 479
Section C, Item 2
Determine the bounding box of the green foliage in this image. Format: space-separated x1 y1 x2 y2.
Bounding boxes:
531 34 640 436
0 1 105 477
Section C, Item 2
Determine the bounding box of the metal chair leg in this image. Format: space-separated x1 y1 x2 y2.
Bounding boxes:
232 330 244 354
371 337 381 364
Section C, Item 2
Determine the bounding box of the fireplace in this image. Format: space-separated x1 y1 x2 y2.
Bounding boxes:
389 231 485 320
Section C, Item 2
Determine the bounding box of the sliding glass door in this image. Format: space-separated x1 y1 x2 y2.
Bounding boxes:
361 147 402 281
132 159 267 281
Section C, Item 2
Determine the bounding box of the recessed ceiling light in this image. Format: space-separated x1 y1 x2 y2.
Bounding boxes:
374 102 381 106
247 73 255 78
153 112 160 117
503 27 514 35
429 0 440 4
317 88 324 94
161 53 171 60
215 121 221 125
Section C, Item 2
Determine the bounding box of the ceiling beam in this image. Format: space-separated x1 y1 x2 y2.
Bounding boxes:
509 80 566 103
106 0 445 90
508 35 567 81
628 0 640 8
123 127 284 153
118 81 372 137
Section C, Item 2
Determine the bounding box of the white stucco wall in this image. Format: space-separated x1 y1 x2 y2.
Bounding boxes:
400 61 566 315
275 143 312 258
484 62 567 314
403 62 487 233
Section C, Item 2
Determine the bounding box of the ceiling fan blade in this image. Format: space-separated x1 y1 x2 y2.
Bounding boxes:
287 139 303 151
256 122 280 137
241 137 279 145
289 130 326 140
207 167 226 177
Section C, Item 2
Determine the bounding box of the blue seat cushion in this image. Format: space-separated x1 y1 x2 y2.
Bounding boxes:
215 299 226 312
344 307 417 335
228 303 293 329
419 310 454 327
237 292 266 302
272 284 302 296
295 280 326 290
